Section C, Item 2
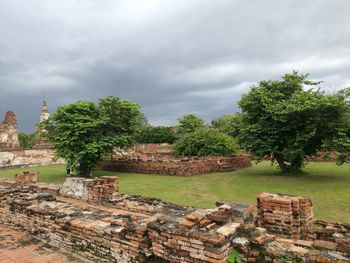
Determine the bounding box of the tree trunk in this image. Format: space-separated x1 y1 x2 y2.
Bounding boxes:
79 167 92 178
274 153 288 173
274 153 304 174
289 157 304 173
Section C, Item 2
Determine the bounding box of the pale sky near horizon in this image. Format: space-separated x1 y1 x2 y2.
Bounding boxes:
1 0 350 132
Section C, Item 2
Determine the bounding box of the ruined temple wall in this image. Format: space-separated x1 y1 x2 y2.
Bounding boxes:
101 155 252 176
0 111 19 149
105 143 252 176
0 176 349 263
0 148 64 168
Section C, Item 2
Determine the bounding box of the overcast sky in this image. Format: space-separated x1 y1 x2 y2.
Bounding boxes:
1 0 350 132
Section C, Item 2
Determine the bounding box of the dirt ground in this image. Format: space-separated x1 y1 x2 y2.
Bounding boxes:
0 224 84 263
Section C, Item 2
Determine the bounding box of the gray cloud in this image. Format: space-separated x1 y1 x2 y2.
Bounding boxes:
1 0 350 132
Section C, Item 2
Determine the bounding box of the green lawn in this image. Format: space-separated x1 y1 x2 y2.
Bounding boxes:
0 162 349 223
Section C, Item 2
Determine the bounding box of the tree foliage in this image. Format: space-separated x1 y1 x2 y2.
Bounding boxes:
45 97 144 177
176 114 205 136
136 126 176 144
322 89 350 164
18 132 35 149
211 113 242 138
238 71 350 173
173 128 237 157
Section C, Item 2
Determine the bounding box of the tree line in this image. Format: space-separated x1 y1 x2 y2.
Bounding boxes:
40 71 350 176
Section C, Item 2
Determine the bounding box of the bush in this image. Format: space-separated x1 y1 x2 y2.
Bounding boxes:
173 128 237 157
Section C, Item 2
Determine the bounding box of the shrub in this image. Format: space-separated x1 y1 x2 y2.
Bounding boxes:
173 128 237 157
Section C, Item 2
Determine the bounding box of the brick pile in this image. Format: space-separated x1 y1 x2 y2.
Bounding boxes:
257 193 314 239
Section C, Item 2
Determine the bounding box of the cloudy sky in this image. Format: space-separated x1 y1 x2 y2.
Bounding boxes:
1 0 350 132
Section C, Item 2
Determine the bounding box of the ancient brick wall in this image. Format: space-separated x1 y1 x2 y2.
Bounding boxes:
125 143 173 156
0 148 64 168
15 171 39 186
59 176 119 203
100 154 251 176
305 220 350 255
0 177 349 263
256 193 314 239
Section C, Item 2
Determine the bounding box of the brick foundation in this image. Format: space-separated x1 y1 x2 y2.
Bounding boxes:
100 155 251 176
0 176 349 262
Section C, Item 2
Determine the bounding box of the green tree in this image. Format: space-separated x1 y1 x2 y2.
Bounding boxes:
238 71 350 173
323 89 350 164
45 97 144 177
177 114 205 136
18 132 35 148
173 128 237 157
136 126 176 144
211 113 242 137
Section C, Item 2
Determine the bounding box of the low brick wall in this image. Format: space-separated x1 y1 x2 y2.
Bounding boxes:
59 176 119 203
305 220 350 255
15 171 39 186
0 148 64 168
100 155 251 176
0 176 349 262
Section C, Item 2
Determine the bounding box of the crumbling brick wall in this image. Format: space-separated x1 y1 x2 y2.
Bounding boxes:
15 171 39 186
304 220 350 255
0 148 64 168
0 111 19 149
103 143 252 176
256 193 314 239
59 176 119 203
100 155 252 176
0 177 349 263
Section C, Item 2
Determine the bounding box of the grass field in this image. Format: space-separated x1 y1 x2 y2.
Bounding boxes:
0 162 349 222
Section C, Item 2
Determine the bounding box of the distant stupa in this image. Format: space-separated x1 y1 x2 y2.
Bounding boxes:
40 96 50 123
33 96 52 148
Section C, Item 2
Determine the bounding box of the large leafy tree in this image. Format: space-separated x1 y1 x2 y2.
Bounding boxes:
136 126 176 144
238 71 350 173
211 113 242 138
45 97 144 177
176 114 205 136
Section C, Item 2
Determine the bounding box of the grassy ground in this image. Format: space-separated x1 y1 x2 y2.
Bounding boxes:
0 162 349 223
